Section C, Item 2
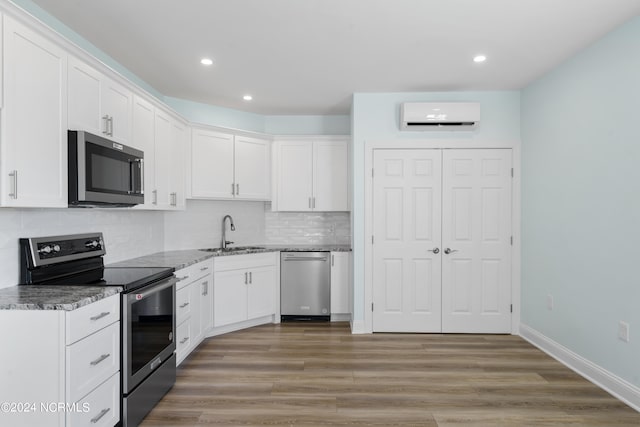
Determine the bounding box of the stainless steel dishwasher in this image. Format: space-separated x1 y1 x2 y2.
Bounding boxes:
280 251 331 321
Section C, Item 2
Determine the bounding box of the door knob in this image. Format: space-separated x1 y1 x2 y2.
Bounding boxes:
444 248 458 254
428 248 440 254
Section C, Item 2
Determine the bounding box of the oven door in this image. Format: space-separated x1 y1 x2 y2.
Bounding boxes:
70 130 144 206
122 276 177 394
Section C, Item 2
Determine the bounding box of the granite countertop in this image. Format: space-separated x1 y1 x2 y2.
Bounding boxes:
0 285 122 311
108 245 352 270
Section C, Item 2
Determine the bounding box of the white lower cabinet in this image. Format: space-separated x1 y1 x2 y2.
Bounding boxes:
0 293 121 427
175 258 214 366
330 252 351 316
213 253 278 328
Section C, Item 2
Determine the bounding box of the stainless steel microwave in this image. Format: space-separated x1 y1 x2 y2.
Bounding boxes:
68 130 144 207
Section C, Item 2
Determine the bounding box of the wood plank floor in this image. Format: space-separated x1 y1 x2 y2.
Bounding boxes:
141 322 640 426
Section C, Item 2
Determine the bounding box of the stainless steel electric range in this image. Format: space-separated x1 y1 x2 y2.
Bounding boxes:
20 232 177 427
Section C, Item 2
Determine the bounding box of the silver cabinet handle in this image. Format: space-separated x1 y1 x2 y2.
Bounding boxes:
312 197 316 209
244 272 248 284
91 408 110 424
90 353 110 366
249 272 252 284
200 267 209 271
428 248 440 254
177 275 189 281
152 189 158 205
308 197 312 208
170 192 176 206
231 183 235 196
179 337 189 344
108 116 114 136
102 115 109 135
89 311 110 321
202 281 208 296
331 254 335 266
444 248 458 254
9 170 17 199
179 302 190 308
236 183 240 196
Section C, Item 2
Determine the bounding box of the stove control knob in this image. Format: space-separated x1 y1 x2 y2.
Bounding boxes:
53 244 61 253
86 240 99 248
39 245 52 254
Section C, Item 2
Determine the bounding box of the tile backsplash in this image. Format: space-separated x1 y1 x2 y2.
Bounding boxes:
264 204 351 245
0 200 352 289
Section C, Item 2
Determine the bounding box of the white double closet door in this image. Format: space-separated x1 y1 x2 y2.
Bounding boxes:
372 149 512 333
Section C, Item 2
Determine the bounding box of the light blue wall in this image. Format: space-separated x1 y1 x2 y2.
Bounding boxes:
165 97 267 133
351 91 521 321
166 97 351 135
265 115 350 135
521 16 640 387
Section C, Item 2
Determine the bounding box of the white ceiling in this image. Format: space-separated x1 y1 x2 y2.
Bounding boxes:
28 0 640 115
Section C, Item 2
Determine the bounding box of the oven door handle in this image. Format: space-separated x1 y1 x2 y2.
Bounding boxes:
129 276 178 300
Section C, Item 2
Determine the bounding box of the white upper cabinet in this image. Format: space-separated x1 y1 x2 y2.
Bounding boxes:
68 56 132 144
189 128 270 200
170 120 187 209
234 135 270 200
1 15 68 208
273 138 349 212
190 128 234 199
131 95 186 210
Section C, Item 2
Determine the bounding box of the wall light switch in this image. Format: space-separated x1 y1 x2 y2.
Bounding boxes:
618 321 630 343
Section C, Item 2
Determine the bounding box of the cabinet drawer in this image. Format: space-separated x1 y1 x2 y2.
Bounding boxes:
176 318 192 364
176 285 193 321
66 294 120 345
68 372 120 427
214 252 277 272
67 322 120 403
175 259 213 290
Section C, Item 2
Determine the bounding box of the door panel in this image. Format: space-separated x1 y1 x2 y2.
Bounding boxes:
372 149 442 332
442 149 512 333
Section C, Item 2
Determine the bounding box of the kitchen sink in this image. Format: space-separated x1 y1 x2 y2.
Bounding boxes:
200 246 266 253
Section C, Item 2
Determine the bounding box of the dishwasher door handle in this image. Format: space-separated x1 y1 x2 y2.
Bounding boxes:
283 257 328 262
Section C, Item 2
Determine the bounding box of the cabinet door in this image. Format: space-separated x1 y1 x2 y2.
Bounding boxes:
190 129 234 198
214 270 248 327
330 252 350 314
170 119 187 209
275 141 313 211
189 281 203 345
247 265 276 320
199 275 213 335
153 110 172 208
1 16 68 207
68 56 102 135
234 136 270 200
314 140 349 211
101 77 132 144
131 96 156 208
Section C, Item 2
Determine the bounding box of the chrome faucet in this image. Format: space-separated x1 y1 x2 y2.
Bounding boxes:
221 215 236 249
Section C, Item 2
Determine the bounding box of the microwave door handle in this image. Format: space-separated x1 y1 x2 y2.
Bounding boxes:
138 158 144 195
128 160 134 194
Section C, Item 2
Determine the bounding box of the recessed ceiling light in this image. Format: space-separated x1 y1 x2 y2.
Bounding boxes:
473 55 487 63
200 58 213 66
243 95 253 101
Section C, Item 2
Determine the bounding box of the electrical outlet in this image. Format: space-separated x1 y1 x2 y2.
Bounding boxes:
618 321 630 343
546 295 554 311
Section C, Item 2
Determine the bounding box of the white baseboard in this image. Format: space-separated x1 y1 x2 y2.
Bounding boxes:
206 315 275 338
519 324 640 412
350 319 368 334
331 313 351 322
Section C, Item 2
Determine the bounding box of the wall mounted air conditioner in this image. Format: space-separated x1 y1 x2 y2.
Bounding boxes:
400 102 480 130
